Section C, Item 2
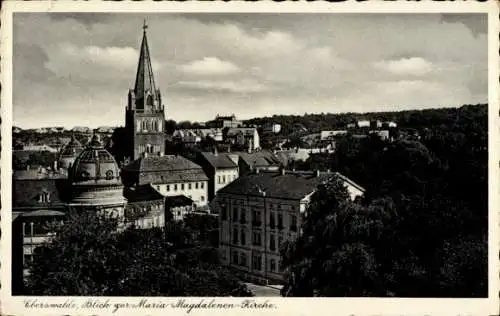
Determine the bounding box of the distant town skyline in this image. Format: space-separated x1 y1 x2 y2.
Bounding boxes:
14 13 487 129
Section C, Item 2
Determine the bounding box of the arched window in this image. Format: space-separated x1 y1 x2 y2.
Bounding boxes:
158 120 162 132
147 94 153 106
105 170 114 180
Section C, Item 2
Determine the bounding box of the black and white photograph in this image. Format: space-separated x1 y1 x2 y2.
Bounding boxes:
1 2 499 314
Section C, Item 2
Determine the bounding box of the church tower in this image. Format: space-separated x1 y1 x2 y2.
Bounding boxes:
125 21 165 161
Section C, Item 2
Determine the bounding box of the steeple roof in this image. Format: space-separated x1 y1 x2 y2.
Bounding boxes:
134 21 157 99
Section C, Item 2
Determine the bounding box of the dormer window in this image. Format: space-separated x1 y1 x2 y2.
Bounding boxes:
105 170 114 180
38 192 50 203
80 171 90 180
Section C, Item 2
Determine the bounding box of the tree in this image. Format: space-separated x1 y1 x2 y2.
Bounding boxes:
25 209 252 296
281 177 396 297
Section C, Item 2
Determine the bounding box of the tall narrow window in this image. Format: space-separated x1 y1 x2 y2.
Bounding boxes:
290 214 297 232
233 208 238 222
277 213 283 230
269 212 275 229
233 228 239 244
240 229 246 246
270 234 276 251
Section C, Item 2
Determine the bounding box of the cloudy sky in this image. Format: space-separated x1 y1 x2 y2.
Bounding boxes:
13 13 487 129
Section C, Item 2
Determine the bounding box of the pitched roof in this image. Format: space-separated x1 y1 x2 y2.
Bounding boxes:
12 178 67 208
235 150 282 168
123 155 208 185
218 170 333 200
124 184 164 203
199 152 238 169
134 25 157 100
165 195 194 207
227 127 257 136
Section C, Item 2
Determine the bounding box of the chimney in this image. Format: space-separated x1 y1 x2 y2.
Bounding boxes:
143 152 148 158
27 165 30 171
255 168 260 174
53 160 58 171
213 146 218 156
315 170 320 177
281 168 286 176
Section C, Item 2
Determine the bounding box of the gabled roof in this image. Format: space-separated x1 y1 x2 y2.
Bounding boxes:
199 152 238 169
12 178 67 208
218 170 331 200
122 155 208 185
218 170 364 200
165 195 194 207
235 150 282 168
124 184 164 203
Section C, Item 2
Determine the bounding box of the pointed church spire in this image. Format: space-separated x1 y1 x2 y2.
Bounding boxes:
133 20 157 110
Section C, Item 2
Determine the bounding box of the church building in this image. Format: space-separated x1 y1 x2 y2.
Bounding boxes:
125 22 166 161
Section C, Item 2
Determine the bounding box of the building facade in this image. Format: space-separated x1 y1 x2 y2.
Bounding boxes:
196 151 239 201
125 23 166 161
121 154 209 207
226 128 260 152
214 170 364 284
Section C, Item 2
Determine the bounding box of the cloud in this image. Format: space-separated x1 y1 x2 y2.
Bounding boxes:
179 57 240 76
374 57 433 77
178 79 271 93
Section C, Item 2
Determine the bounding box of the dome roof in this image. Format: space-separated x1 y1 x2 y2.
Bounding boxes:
70 134 122 186
58 135 84 169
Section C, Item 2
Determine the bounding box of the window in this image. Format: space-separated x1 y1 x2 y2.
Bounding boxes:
233 208 238 222
270 259 276 272
201 182 205 189
222 175 226 183
167 185 170 192
24 254 33 268
277 213 283 230
181 183 185 190
201 196 205 202
240 253 247 267
269 212 275 229
156 185 160 191
252 231 262 246
195 182 199 189
105 170 114 180
222 207 228 221
290 214 297 232
278 235 284 250
188 183 192 190
240 210 246 224
252 254 262 270
218 176 221 184
232 251 239 265
233 228 239 244
240 230 246 246
174 184 178 191
270 234 276 251
252 210 261 227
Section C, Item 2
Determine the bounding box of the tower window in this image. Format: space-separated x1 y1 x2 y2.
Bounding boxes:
147 95 153 106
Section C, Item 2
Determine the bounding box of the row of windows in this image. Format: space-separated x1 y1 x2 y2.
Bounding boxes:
217 174 237 185
223 208 297 231
221 199 296 211
161 182 205 192
231 251 264 271
136 119 163 133
231 228 285 252
22 221 63 237
138 144 161 154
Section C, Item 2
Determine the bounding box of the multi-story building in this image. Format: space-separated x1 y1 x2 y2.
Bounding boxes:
121 154 209 207
124 23 166 161
196 150 239 201
226 127 260 152
263 122 282 134
213 169 364 284
214 114 242 128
